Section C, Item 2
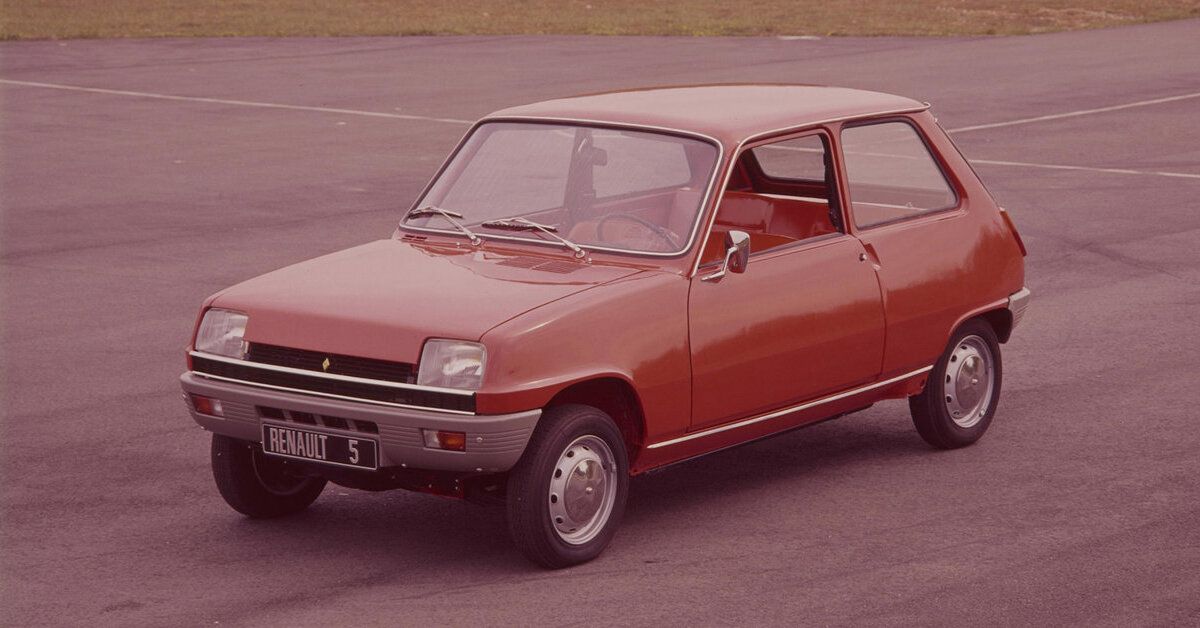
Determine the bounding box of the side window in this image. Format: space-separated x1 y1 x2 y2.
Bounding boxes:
840 121 957 228
703 132 843 264
750 135 827 182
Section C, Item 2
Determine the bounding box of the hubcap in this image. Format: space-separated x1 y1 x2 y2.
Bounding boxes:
943 335 995 429
548 435 617 545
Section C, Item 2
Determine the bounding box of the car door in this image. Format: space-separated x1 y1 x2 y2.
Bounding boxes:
687 131 886 432
837 115 978 375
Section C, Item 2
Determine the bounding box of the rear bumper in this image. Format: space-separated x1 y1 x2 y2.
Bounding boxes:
1008 286 1032 330
180 372 539 473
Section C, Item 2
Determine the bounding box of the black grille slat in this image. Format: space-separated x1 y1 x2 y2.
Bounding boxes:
247 343 416 384
322 416 349 430
195 356 474 413
288 410 317 425
256 406 380 435
497 256 583 274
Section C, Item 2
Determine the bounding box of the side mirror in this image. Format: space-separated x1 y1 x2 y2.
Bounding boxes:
726 230 750 274
701 230 751 282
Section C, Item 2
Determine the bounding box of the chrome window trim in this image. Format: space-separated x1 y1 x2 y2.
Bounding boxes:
695 232 849 273
190 370 476 416
646 365 934 449
686 104 930 278
399 116 727 260
188 350 475 396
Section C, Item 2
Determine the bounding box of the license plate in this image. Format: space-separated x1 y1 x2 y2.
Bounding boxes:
261 423 379 470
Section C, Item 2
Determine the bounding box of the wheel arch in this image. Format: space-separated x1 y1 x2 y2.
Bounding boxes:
545 376 646 468
978 307 1014 343
948 300 1013 346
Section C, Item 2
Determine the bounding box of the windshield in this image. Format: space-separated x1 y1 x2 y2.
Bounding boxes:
403 122 719 255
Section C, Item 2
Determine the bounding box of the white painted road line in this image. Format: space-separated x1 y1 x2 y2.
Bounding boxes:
946 91 1200 133
3 78 1196 180
765 138 1200 180
970 158 1200 180
7 77 1198 137
0 78 475 125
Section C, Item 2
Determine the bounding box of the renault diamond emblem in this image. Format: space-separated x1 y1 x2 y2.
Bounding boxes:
321 357 331 371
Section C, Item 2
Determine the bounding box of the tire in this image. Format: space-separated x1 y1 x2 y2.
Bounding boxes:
909 319 1003 449
506 404 629 568
211 434 326 518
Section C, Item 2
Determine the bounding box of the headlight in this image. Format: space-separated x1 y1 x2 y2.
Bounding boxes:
194 308 249 359
417 339 486 390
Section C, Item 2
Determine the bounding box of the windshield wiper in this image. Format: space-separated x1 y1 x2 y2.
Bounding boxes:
405 206 481 245
480 217 587 259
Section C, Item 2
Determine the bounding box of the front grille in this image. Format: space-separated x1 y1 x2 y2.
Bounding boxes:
247 343 416 384
192 355 474 413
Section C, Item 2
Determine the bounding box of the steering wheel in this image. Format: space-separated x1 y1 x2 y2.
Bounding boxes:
595 213 680 251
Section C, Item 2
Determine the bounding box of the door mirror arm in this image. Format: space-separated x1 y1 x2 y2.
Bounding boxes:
700 230 751 282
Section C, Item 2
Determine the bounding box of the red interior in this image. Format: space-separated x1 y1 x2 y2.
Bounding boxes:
566 188 703 252
702 192 837 263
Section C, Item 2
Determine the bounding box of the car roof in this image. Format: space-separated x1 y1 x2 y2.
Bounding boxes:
486 84 928 146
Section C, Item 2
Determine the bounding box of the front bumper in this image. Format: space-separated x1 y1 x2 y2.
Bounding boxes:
180 372 539 473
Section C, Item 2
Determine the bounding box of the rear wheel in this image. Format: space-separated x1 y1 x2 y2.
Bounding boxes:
506 404 629 568
211 434 326 518
909 319 1003 449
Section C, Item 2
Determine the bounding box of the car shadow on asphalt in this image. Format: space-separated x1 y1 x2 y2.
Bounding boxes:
202 409 933 576
623 412 932 525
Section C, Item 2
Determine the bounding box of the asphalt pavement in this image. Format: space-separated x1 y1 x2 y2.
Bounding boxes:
1 19 1199 626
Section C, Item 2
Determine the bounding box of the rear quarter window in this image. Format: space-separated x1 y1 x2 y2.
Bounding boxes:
841 121 957 228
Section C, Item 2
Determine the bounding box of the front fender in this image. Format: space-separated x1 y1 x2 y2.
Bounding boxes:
476 271 692 442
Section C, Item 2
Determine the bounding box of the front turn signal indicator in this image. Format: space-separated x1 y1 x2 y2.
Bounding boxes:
190 394 224 417
422 429 466 452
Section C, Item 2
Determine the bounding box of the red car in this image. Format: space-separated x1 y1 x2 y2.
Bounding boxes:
182 85 1029 567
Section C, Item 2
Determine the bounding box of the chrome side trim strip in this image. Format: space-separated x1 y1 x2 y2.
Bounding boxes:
646 365 934 449
189 371 477 416
188 351 475 396
1007 286 1032 330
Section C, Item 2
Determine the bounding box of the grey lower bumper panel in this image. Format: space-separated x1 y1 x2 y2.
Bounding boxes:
1008 286 1032 330
180 372 540 473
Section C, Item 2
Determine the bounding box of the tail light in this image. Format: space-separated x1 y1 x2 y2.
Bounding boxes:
1000 208 1027 257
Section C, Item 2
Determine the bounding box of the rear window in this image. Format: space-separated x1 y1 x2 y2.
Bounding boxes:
841 121 957 228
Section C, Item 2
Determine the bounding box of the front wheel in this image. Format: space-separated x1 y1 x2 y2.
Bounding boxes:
211 434 326 518
909 319 1003 449
506 404 629 568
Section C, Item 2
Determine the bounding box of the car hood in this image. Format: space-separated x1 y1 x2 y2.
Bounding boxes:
211 238 644 364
